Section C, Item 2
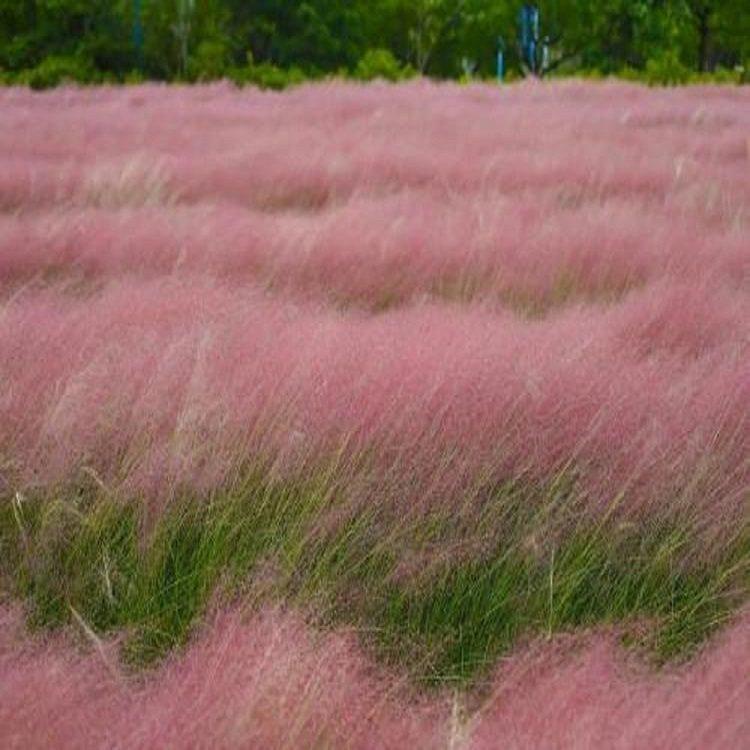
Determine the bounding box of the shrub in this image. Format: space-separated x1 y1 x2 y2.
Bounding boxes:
354 48 414 82
616 66 641 82
689 66 742 85
644 51 691 86
24 55 98 90
228 52 306 90
188 39 231 82
123 69 146 85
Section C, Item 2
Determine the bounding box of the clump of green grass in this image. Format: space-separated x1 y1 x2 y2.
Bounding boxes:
1 471 747 686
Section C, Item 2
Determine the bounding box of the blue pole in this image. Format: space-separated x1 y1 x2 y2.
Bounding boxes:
497 37 505 82
519 4 540 75
530 6 539 74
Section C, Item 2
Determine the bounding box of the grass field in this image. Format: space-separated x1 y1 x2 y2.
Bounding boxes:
1 80 748 748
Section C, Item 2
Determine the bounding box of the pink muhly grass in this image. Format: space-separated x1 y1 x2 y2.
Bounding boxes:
1 76 747 750
1 81 748 215
0 193 744 309
0 275 746 531
468 608 750 750
0 605 446 750
0 266 745 538
1 604 748 750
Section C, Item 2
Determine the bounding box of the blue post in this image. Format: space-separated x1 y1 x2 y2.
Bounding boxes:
518 3 540 75
497 37 506 82
530 5 539 73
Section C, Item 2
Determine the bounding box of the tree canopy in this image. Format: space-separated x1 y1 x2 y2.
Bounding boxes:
0 0 747 86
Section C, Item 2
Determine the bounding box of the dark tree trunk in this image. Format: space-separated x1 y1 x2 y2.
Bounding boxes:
697 8 711 72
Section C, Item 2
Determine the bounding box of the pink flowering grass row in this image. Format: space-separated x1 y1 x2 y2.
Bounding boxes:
2 275 747 540
1 603 747 750
1 82 746 319
0 193 746 312
1 82 748 215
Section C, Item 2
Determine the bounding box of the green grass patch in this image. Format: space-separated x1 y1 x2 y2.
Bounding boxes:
1 474 747 686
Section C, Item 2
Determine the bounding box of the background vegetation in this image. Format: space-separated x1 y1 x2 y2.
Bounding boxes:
0 0 748 88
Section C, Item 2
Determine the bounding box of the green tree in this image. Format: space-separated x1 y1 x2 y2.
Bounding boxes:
0 0 747 84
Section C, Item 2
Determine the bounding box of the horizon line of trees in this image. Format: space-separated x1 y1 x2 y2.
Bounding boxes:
1 1 748 88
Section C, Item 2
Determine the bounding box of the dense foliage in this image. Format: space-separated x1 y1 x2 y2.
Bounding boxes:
0 0 748 87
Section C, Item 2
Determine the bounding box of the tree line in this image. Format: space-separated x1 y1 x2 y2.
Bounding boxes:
1 1 748 88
